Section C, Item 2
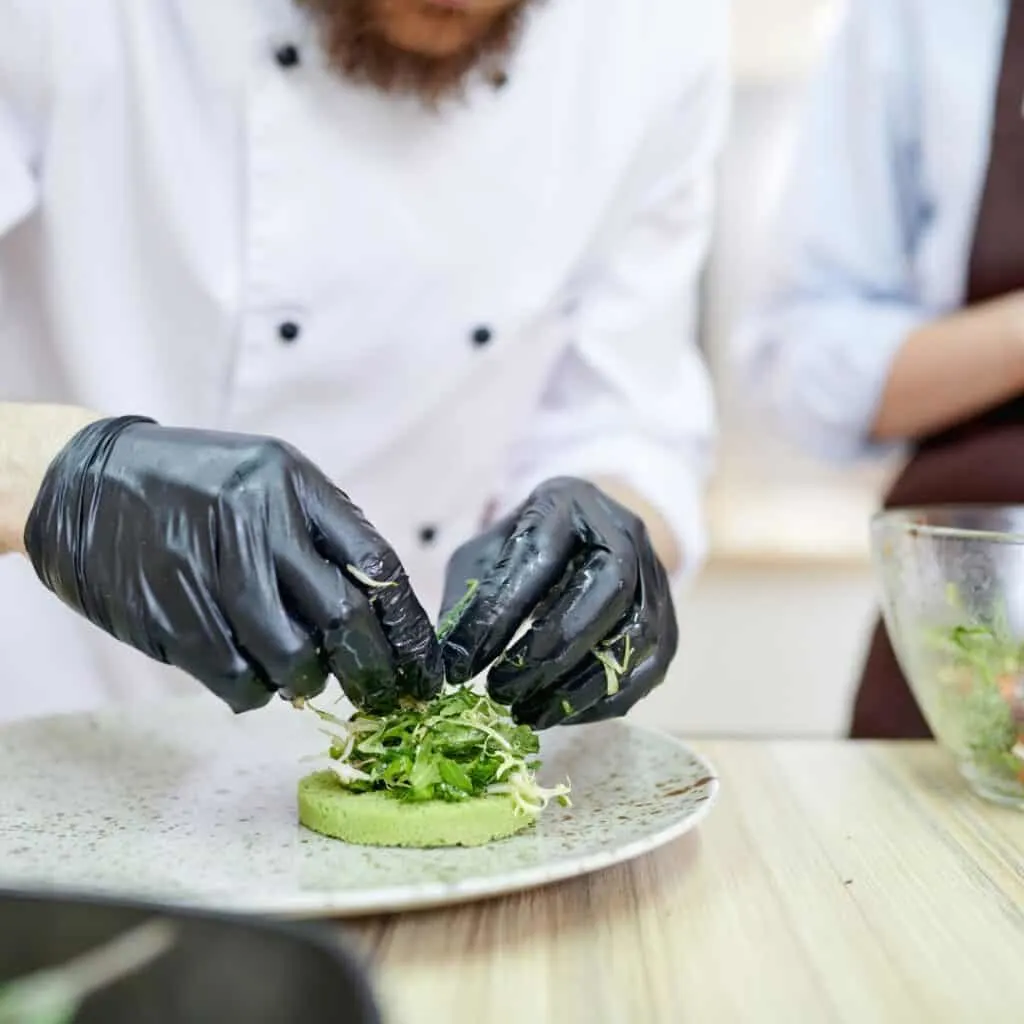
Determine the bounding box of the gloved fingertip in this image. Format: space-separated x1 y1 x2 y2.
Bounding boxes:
508 700 542 729
271 650 327 701
344 671 403 715
488 653 542 691
530 703 570 731
564 700 616 725
488 670 531 710
488 645 560 709
225 685 275 715
280 669 329 704
396 661 443 702
441 640 474 686
423 638 446 683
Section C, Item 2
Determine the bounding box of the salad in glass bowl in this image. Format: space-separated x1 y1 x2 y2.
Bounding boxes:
873 505 1024 806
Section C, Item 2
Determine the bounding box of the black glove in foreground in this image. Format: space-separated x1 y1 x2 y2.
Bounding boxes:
24 417 443 713
439 477 678 729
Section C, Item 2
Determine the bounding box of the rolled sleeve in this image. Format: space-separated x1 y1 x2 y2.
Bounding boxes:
493 13 726 582
736 0 927 464
739 297 929 462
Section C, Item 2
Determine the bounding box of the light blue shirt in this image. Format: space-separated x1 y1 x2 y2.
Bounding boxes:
737 0 1011 462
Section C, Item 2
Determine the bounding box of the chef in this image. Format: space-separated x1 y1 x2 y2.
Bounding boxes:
739 0 1024 737
0 0 724 725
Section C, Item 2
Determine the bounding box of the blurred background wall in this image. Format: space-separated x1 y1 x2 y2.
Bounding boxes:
632 0 900 737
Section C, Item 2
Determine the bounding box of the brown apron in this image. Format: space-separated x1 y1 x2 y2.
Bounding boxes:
850 0 1024 738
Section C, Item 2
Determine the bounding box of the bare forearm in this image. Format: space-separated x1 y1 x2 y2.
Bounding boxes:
871 294 1024 442
0 403 101 555
589 475 682 575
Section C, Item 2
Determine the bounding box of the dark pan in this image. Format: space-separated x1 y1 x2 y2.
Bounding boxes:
0 886 382 1023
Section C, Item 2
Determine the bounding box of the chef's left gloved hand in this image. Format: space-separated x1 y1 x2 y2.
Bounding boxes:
439 477 678 729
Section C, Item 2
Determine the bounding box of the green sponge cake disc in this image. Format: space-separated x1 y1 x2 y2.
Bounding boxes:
297 770 537 849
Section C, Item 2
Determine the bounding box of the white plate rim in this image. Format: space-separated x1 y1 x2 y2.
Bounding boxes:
239 736 717 919
0 708 719 920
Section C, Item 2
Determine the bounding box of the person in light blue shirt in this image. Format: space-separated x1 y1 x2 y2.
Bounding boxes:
739 0 1024 737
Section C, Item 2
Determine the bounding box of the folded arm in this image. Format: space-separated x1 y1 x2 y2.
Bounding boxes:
734 0 1024 458
870 294 1024 442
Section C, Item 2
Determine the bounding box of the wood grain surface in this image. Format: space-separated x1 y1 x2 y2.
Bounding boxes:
344 741 1024 1024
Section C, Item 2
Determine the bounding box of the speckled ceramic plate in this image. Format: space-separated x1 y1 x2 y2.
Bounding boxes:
0 697 718 918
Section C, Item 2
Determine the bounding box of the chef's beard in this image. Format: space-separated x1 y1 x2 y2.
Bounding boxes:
297 0 536 104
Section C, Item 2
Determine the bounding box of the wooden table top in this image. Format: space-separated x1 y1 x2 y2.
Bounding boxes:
345 740 1024 1024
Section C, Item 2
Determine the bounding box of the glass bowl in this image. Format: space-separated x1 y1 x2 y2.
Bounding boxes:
872 505 1024 808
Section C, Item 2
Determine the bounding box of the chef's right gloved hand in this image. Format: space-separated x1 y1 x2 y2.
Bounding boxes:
23 416 443 714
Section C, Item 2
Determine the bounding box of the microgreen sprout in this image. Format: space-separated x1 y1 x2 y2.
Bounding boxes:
593 634 634 696
301 688 569 813
436 579 480 641
293 579 571 815
345 565 399 600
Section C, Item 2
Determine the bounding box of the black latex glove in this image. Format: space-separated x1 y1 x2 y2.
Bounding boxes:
24 416 443 714
439 476 678 729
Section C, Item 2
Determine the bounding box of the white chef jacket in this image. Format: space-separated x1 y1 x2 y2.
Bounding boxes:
0 0 725 721
737 0 1009 463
